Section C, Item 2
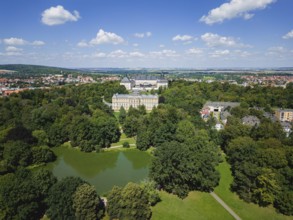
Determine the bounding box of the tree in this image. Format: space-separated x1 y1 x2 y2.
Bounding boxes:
140 180 160 206
175 119 196 143
31 146 56 164
123 141 130 148
0 169 56 220
136 130 150 151
123 115 143 137
150 137 220 198
118 106 127 124
3 141 32 171
32 129 49 146
73 184 104 220
252 168 281 206
107 182 152 220
46 177 85 220
274 191 293 216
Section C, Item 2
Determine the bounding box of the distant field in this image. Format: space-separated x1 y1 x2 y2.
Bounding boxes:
214 159 291 220
151 191 233 220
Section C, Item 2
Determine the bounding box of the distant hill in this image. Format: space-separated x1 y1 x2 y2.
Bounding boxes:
0 64 80 76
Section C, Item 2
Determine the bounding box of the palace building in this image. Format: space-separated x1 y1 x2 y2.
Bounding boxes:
120 75 168 91
112 93 159 111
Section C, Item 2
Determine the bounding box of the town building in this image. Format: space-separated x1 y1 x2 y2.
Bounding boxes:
280 121 292 137
120 75 168 91
275 109 293 122
200 101 240 121
242 115 261 127
112 93 159 111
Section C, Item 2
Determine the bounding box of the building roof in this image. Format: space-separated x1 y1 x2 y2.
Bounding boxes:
204 101 240 108
134 75 159 81
242 115 260 127
220 111 231 120
280 121 292 129
112 93 158 99
276 108 293 113
121 77 131 83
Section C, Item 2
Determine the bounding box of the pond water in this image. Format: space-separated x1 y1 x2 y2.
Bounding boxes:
45 147 151 194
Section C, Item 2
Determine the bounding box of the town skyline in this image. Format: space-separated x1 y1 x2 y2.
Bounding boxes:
1 0 293 68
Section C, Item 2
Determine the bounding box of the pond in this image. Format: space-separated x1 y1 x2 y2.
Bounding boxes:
45 147 152 194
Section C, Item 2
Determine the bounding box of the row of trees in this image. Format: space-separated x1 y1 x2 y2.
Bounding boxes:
0 82 126 153
0 169 105 220
118 104 221 198
119 80 292 215
218 106 293 215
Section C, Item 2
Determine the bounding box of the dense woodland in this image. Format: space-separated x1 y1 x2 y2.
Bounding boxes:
0 64 81 78
0 79 292 219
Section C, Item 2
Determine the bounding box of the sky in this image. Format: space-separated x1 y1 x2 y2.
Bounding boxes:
0 0 293 68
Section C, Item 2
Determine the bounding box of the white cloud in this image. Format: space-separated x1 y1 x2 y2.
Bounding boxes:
129 52 145 58
132 43 139 47
159 44 165 48
234 50 251 57
201 33 248 47
3 37 27 45
3 38 45 47
200 0 276 25
172 35 193 41
134 32 152 38
146 32 152 37
186 48 203 55
92 52 107 58
5 46 23 52
210 50 230 58
31 40 45 46
41 5 80 26
150 49 178 57
90 29 124 45
265 46 291 59
3 46 23 56
283 30 293 39
134 33 145 38
77 40 89 47
108 50 128 58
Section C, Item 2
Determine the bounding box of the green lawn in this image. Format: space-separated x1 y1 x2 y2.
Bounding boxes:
110 133 136 147
214 158 291 220
151 191 234 220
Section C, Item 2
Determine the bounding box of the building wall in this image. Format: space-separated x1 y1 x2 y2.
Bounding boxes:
275 109 293 122
112 94 158 111
120 78 168 91
120 82 132 90
135 80 157 86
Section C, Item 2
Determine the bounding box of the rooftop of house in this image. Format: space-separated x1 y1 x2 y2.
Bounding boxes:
280 121 292 129
242 115 261 126
204 101 240 108
276 108 293 113
112 93 158 99
121 77 131 83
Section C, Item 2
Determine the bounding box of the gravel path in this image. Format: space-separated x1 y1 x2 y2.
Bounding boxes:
210 192 241 220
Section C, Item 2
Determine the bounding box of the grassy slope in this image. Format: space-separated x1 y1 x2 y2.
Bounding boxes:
214 159 291 220
110 133 136 147
151 191 234 220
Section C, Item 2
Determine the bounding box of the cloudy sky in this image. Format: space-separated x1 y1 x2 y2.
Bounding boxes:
0 0 293 68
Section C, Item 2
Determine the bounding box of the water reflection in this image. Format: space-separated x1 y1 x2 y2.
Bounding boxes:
45 147 151 193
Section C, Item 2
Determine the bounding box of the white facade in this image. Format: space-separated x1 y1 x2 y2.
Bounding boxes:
120 76 168 91
112 93 159 111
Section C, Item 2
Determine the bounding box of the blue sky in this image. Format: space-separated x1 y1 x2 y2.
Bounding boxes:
0 0 293 68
